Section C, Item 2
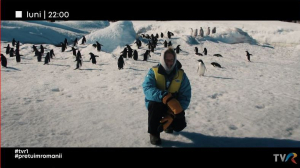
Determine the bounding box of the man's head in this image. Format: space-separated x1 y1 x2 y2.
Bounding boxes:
160 47 177 74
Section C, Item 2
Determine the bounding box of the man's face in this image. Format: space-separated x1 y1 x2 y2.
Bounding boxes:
165 53 175 69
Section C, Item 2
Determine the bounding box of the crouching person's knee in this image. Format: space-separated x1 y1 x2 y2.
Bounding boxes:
172 111 187 132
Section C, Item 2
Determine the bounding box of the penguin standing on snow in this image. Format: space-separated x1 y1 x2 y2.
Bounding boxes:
50 49 55 59
175 45 182 54
121 48 128 58
206 27 210 36
64 38 68 46
73 38 78 47
96 41 103 52
133 50 138 61
71 47 77 56
44 52 50 65
37 51 42 62
193 29 198 37
1 54 7 68
143 50 151 61
15 49 22 63
9 48 15 57
163 40 168 48
203 47 207 55
126 45 133 58
197 59 206 76
246 51 252 62
212 27 216 34
161 32 164 38
200 27 204 37
168 41 172 47
118 55 125 70
5 44 10 55
12 38 16 47
74 51 82 70
40 45 45 55
81 36 86 45
16 41 20 50
32 45 38 53
89 52 99 64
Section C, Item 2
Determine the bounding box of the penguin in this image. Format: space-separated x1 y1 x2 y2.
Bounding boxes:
175 45 182 54
15 49 22 63
74 51 82 70
32 45 38 53
121 48 128 58
9 48 15 57
73 38 78 47
206 27 210 36
133 50 138 61
59 42 66 52
12 38 16 47
212 27 216 34
168 41 172 47
193 29 198 37
143 50 151 61
167 31 174 39
197 59 206 76
64 38 68 46
203 48 207 55
146 41 152 49
213 54 223 57
1 54 7 68
40 45 45 55
246 51 252 62
200 27 204 37
134 39 141 49
150 44 155 53
16 41 20 50
44 52 50 65
96 41 103 52
155 33 159 39
71 47 77 56
89 52 99 64
37 51 42 62
195 47 203 56
161 32 164 38
211 62 222 68
4 44 10 55
164 40 168 48
117 55 125 70
50 49 55 59
81 36 86 45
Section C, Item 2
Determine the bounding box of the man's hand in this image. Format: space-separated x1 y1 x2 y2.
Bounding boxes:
162 93 183 114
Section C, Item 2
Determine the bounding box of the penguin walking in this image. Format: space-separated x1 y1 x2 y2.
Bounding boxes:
168 41 172 47
40 45 45 55
246 51 252 62
206 27 210 36
71 47 77 56
143 50 151 61
73 38 78 47
133 50 138 61
50 49 55 59
5 44 10 55
44 52 50 65
126 45 133 58
203 48 207 55
1 54 7 68
197 59 206 76
96 41 103 52
161 32 164 38
81 36 86 45
15 49 22 63
163 40 168 48
175 45 182 54
37 51 42 62
12 38 16 47
89 52 99 64
118 55 125 70
212 27 216 34
200 27 204 37
9 48 15 57
74 51 82 70
121 48 128 58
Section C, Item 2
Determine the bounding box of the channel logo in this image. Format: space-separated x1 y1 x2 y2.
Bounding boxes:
273 153 297 164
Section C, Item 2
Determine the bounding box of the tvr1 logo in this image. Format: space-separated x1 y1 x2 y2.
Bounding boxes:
273 153 297 164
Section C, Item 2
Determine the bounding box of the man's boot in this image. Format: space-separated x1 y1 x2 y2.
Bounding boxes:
150 133 161 145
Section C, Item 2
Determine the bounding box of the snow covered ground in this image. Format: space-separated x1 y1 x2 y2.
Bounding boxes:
1 21 300 147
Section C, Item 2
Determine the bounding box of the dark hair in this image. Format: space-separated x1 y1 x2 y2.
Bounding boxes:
164 47 176 58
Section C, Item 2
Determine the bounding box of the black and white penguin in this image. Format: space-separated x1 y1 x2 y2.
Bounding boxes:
9 48 15 57
1 54 7 68
16 41 20 50
81 36 86 45
89 52 99 64
40 45 45 55
212 27 216 34
133 50 138 61
161 32 164 38
12 38 16 47
96 41 103 52
5 44 10 55
200 27 204 37
121 48 128 58
175 45 182 54
118 55 125 70
64 38 68 46
50 49 55 59
168 41 172 47
206 27 210 36
44 52 50 65
155 33 159 39
197 59 206 76
73 38 78 47
246 51 252 62
195 47 198 54
71 47 77 56
203 48 207 55
15 49 22 63
164 40 168 48
37 51 42 62
32 45 38 53
143 50 151 61
74 51 82 70
211 62 222 68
